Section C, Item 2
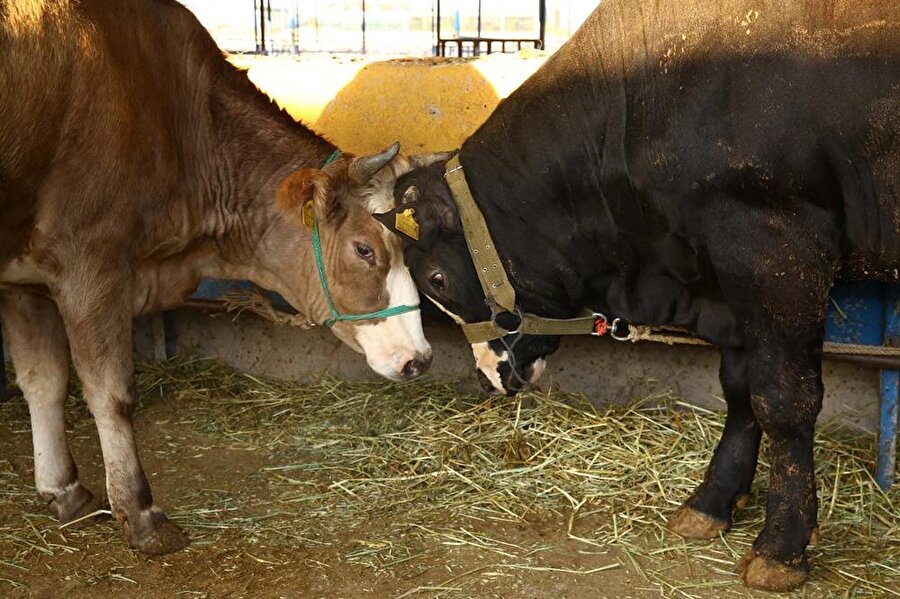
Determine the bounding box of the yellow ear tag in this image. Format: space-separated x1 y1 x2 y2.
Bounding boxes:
395 208 420 240
301 200 315 229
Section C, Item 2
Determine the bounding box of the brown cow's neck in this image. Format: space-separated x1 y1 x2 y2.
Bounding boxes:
203 64 335 256
185 58 335 276
133 42 337 313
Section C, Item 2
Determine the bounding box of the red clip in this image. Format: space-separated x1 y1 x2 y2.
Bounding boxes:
592 314 609 336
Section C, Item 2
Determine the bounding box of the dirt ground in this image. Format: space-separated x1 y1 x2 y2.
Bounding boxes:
0 361 895 598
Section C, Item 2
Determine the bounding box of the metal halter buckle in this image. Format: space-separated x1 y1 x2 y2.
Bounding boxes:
610 318 632 341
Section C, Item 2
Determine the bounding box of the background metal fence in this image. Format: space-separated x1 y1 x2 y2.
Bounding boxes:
179 0 597 57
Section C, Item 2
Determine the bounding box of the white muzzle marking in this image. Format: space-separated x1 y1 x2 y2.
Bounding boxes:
354 260 431 380
529 357 547 383
472 341 509 394
425 296 546 392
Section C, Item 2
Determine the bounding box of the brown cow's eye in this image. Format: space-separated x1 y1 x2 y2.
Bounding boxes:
356 243 374 263
430 272 445 291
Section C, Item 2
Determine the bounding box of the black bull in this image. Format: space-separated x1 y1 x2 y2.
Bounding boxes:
376 0 900 592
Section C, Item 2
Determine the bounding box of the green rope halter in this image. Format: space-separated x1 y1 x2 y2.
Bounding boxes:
312 149 420 328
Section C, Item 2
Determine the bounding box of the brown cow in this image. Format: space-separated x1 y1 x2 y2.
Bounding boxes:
0 0 441 554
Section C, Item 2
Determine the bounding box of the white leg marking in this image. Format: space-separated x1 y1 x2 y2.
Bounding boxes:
27 375 76 495
0 293 77 497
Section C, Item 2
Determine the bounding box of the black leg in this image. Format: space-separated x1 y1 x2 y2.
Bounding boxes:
669 348 762 537
695 193 837 591
737 340 822 591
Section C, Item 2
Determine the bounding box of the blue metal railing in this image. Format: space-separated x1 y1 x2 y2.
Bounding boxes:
825 281 898 489
878 285 900 488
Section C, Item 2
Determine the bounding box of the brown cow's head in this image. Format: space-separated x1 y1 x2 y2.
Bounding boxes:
255 143 449 381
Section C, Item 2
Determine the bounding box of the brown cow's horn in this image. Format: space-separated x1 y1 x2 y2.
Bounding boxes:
351 142 401 183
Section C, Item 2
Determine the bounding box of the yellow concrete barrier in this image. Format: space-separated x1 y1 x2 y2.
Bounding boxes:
230 53 548 154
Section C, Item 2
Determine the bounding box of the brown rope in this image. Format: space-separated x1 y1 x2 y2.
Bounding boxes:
221 289 317 329
627 325 900 357
208 289 900 359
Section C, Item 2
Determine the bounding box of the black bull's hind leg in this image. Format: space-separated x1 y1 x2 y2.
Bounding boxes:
668 348 762 537
737 340 823 592
683 198 836 591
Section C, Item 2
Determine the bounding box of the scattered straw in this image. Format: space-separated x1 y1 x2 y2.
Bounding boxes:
0 357 897 596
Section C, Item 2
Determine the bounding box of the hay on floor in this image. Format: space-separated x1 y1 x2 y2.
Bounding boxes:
0 357 897 597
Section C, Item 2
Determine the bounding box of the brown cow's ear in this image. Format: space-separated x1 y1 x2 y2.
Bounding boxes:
276 168 340 228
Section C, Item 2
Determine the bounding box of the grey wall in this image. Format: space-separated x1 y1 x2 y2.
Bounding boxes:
151 309 882 433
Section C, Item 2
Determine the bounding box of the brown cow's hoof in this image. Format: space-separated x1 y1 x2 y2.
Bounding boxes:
667 505 729 539
124 508 189 555
736 548 808 592
48 482 106 526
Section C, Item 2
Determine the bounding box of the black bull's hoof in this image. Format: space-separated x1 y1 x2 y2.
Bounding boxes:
666 494 752 538
736 548 809 592
667 504 731 539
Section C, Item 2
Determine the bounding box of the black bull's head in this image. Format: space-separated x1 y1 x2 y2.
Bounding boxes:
375 161 561 395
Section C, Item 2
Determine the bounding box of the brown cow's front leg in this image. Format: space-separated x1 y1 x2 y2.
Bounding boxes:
737 340 822 591
0 291 100 522
669 348 762 538
51 263 188 555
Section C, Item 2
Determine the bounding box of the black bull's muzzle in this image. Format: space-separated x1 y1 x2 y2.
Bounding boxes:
475 335 561 395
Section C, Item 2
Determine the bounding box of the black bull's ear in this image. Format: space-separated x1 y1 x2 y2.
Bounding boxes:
375 178 462 247
374 201 434 246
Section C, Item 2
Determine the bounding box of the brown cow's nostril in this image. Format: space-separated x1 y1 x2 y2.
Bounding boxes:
401 353 432 380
